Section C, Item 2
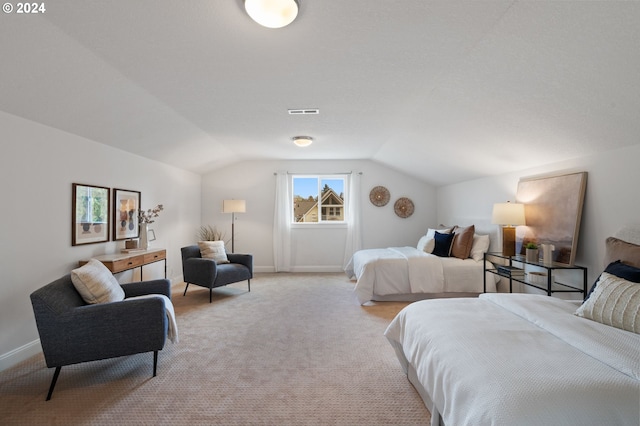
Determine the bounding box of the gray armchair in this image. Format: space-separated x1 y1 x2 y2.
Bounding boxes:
30 275 171 400
181 245 253 303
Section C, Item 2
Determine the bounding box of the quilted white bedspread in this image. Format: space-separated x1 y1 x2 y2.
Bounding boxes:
344 247 497 304
384 293 640 426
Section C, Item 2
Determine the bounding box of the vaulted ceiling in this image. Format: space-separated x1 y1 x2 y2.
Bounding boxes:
2 1 640 186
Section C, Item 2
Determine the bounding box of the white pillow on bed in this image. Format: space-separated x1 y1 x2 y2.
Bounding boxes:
417 235 437 253
575 272 640 334
425 227 453 239
469 234 491 261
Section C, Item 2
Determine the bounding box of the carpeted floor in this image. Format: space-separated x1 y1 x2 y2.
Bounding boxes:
0 273 430 425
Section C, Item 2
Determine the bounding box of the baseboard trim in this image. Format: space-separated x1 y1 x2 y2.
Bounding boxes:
289 266 345 273
0 339 42 372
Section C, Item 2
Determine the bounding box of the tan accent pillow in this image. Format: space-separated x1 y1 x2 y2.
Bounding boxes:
469 234 491 261
604 237 640 268
71 259 125 304
198 241 230 264
575 272 640 334
450 225 475 259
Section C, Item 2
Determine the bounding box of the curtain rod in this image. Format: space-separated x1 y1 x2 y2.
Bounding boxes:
273 171 362 175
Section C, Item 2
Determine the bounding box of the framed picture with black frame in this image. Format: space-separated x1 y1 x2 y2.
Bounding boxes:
113 188 141 241
72 183 110 246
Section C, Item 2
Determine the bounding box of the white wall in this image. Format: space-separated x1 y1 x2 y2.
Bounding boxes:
437 143 640 289
201 160 437 272
0 112 201 370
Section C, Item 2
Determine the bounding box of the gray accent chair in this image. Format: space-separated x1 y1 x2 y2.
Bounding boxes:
181 245 253 303
30 275 171 400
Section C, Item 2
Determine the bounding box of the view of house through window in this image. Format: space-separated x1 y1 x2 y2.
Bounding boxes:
293 175 346 223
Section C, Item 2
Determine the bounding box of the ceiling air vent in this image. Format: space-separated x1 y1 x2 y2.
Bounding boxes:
288 109 319 115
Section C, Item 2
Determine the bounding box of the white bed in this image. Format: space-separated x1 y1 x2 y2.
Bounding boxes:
384 228 640 426
345 224 500 305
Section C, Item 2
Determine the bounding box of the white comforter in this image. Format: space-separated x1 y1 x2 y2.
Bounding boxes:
384 293 640 426
344 247 497 304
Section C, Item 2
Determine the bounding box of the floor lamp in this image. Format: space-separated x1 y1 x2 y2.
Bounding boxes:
492 201 526 257
223 199 246 253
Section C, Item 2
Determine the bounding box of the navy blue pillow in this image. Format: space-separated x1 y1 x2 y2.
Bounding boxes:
586 260 640 299
432 231 455 257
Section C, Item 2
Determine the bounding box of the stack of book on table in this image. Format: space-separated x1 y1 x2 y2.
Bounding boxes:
496 265 525 279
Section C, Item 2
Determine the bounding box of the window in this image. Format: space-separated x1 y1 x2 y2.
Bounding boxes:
292 175 346 223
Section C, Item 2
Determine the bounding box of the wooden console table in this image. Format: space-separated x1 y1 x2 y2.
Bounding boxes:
79 248 167 278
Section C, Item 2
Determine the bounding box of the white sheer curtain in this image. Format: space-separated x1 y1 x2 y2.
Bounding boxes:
273 172 292 272
343 172 363 269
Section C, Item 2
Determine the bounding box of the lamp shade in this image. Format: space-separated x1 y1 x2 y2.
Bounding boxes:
223 200 246 213
491 202 525 226
244 0 299 29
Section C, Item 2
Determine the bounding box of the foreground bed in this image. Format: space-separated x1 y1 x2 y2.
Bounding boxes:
385 293 640 425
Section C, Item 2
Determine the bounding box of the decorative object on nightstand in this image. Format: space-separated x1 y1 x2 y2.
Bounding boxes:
369 186 390 206
541 243 556 265
394 197 414 218
525 242 539 262
223 199 246 253
492 201 525 256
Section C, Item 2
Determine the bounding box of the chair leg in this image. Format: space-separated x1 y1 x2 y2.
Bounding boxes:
153 351 158 377
209 288 213 303
248 279 251 292
46 366 62 401
183 282 189 296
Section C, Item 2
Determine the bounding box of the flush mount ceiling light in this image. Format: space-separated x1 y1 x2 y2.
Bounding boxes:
292 136 313 147
244 0 299 29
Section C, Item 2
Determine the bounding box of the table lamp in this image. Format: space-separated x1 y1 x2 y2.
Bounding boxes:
492 201 526 256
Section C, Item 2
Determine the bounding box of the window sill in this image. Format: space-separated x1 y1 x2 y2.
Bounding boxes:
291 223 348 230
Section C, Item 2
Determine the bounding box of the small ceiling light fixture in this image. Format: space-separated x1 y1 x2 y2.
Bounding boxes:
292 136 313 147
244 0 299 29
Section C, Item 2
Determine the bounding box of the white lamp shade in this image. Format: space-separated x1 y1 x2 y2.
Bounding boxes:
491 202 525 226
223 200 246 213
245 0 299 29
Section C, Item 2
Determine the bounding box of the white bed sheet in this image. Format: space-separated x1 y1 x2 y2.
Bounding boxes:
384 293 640 426
344 246 497 304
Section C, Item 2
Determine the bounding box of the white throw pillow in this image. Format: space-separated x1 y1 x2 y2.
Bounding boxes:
416 235 428 251
198 241 230 264
425 227 453 240
469 234 491 261
416 235 436 253
575 272 640 334
424 238 435 253
71 259 125 304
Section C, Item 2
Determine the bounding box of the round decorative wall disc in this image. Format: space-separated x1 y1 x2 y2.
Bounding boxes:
369 186 390 206
394 197 415 218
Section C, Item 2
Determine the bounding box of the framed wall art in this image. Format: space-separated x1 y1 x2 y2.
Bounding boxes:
113 188 141 241
515 171 587 265
72 183 110 246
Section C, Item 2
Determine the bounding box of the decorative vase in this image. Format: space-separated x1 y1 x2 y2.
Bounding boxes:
525 248 539 263
139 224 149 250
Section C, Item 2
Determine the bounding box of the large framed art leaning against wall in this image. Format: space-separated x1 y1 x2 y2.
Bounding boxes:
515 171 587 265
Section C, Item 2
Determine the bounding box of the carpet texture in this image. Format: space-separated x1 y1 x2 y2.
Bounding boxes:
0 273 430 425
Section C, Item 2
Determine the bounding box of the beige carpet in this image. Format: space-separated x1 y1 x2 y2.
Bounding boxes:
0 273 430 425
